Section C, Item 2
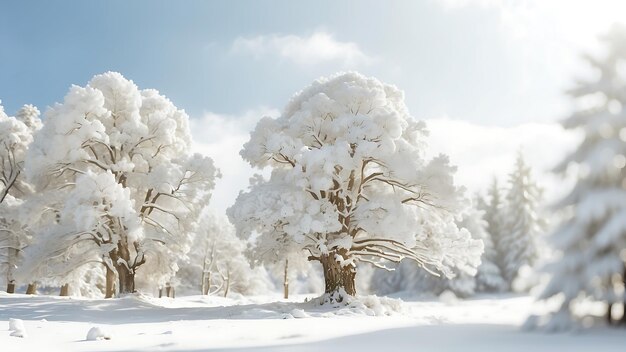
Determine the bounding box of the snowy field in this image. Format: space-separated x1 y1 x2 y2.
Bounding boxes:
2 293 625 352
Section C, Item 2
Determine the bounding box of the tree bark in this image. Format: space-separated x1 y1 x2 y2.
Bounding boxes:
320 251 356 299
60 284 69 296
26 283 37 295
201 271 208 295
105 266 116 298
6 247 17 293
621 266 626 325
203 272 211 295
116 264 135 294
223 268 230 298
283 259 289 299
109 236 139 295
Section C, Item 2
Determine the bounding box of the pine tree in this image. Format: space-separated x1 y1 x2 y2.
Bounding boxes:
536 25 626 330
480 178 507 285
500 152 544 286
464 197 506 292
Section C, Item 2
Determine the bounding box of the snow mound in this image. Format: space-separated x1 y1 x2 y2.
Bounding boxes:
343 295 404 316
290 309 310 318
86 326 111 341
439 290 458 305
9 318 25 331
306 294 405 317
313 289 353 307
8 318 27 338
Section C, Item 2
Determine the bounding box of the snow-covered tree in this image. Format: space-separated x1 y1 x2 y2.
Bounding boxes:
175 209 268 297
233 177 316 298
228 72 483 302
371 199 504 297
370 219 479 298
21 72 219 296
0 102 41 293
500 152 544 286
480 178 506 278
462 197 506 292
537 25 626 329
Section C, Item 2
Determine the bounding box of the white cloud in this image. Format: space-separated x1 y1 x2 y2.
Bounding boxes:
437 0 626 46
190 107 278 214
425 117 579 203
191 110 579 215
230 31 375 67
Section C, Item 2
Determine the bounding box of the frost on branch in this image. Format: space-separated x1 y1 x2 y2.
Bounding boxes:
228 72 483 301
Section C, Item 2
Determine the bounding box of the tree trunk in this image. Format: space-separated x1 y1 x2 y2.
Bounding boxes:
607 303 614 325
223 269 230 298
105 266 116 298
6 247 16 293
201 271 207 295
320 251 356 300
26 283 37 295
116 264 135 294
111 239 136 295
165 282 175 298
60 284 69 296
283 259 289 299
621 266 626 325
202 272 211 295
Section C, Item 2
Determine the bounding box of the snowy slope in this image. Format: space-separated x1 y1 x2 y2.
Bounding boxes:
1 293 625 352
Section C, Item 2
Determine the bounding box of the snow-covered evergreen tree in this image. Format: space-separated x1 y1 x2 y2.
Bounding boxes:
536 25 626 330
20 72 219 296
480 178 507 283
500 152 544 286
462 198 507 292
0 102 41 293
228 72 483 302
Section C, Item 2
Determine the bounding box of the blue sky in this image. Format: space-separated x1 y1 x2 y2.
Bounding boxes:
2 0 625 211
4 0 623 125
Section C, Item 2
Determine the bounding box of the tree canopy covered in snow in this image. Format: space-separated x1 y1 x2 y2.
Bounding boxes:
175 209 269 297
19 72 219 296
0 102 41 292
228 72 483 300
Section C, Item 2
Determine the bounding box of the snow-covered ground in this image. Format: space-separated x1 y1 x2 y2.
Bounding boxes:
1 292 625 352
